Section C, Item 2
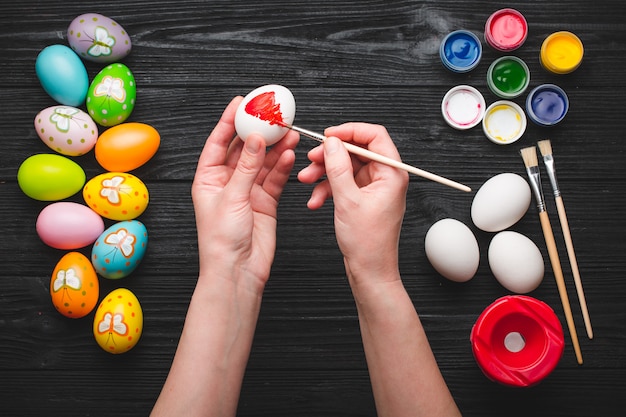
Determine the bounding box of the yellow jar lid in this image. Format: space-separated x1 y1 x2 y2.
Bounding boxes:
540 31 584 74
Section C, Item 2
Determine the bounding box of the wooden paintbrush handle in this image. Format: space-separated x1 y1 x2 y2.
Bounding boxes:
341 142 472 192
555 196 593 339
539 210 583 365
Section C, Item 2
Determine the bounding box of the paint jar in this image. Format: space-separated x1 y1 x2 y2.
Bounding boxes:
487 56 530 99
471 295 564 387
482 100 527 145
440 30 482 73
484 9 528 52
441 85 486 130
540 31 584 74
526 84 569 126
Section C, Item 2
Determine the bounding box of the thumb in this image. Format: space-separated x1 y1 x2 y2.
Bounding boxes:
324 136 359 200
228 134 265 199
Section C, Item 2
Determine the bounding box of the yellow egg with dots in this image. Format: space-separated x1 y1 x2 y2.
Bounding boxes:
93 288 143 354
83 172 149 220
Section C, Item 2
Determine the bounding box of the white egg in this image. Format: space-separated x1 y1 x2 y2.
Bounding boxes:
488 231 544 293
425 218 480 282
471 173 531 232
235 84 295 146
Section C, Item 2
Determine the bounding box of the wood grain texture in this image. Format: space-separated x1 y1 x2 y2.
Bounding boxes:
1 1 625 416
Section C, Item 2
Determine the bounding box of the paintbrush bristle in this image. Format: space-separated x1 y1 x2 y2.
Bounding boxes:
537 139 553 157
520 146 538 168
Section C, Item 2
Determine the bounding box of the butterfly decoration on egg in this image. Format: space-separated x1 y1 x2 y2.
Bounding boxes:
52 268 81 301
87 26 116 58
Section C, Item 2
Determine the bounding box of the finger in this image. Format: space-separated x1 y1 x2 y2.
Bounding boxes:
226 134 266 200
325 122 402 161
196 96 243 169
257 130 299 185
297 161 326 184
262 147 296 203
323 136 360 201
306 180 332 210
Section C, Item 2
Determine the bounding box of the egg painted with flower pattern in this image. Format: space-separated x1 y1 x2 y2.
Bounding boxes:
92 220 148 279
83 172 149 220
93 288 143 354
35 105 98 156
67 13 132 64
86 63 136 127
50 252 99 318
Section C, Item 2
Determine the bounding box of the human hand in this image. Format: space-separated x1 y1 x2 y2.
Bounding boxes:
191 97 299 294
297 123 408 283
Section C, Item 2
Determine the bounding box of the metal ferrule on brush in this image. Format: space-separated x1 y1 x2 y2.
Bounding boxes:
542 154 561 198
526 165 547 212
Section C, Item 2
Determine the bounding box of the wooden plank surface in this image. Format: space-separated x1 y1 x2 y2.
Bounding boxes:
1 0 625 416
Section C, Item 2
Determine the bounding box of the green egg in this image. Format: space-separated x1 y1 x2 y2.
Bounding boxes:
17 154 86 201
86 63 136 127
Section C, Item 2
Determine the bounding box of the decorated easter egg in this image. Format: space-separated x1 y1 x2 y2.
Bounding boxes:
235 84 296 146
35 45 88 106
83 172 149 220
35 105 98 156
36 202 105 249
93 288 143 354
92 220 148 279
67 13 132 64
86 63 136 127
95 123 160 171
50 252 99 318
17 154 86 201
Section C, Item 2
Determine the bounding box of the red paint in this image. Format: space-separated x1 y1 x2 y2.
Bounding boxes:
245 91 285 126
484 9 528 51
470 295 564 387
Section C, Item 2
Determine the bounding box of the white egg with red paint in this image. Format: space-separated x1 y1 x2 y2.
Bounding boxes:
35 105 98 156
235 84 296 146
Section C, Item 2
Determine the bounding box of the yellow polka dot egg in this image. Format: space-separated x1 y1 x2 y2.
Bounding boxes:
83 172 149 220
92 220 148 279
93 288 143 354
34 105 98 156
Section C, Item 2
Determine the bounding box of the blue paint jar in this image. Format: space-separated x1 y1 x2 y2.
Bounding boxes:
525 84 569 126
440 30 482 73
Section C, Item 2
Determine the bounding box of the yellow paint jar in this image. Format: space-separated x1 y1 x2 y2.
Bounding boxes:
540 31 584 74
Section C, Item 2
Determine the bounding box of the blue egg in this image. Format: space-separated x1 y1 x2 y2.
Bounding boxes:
92 220 148 279
35 45 89 106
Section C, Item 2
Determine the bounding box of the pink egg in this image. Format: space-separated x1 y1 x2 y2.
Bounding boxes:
36 202 105 249
35 105 98 156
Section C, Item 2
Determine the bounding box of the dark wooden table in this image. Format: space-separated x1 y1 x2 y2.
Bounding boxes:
1 1 625 415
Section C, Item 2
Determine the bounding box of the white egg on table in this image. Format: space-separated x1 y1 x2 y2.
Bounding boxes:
488 231 544 293
425 218 480 282
234 84 296 146
471 173 531 232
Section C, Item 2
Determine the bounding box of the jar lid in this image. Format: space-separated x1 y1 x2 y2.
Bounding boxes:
484 9 528 52
441 85 486 129
487 56 530 99
526 84 569 126
482 100 527 144
470 295 564 387
440 30 482 73
540 31 584 74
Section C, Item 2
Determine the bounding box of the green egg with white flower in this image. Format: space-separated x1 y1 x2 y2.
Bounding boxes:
86 63 136 127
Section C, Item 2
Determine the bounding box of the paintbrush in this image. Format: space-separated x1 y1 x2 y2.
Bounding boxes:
520 146 583 365
538 139 592 339
279 122 472 193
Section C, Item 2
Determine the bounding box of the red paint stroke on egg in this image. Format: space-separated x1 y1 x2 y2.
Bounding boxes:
245 91 285 126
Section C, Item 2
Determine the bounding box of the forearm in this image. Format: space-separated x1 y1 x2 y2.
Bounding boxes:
350 274 461 417
151 271 264 417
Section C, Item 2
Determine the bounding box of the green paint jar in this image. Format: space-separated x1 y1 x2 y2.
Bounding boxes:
487 56 530 99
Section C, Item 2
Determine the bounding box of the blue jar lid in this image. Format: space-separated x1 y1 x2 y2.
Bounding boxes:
440 30 482 73
525 84 569 126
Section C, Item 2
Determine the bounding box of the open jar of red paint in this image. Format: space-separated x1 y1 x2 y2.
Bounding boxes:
470 295 564 387
484 9 528 52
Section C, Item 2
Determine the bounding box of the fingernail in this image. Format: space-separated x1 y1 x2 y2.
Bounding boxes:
246 136 263 154
325 136 339 154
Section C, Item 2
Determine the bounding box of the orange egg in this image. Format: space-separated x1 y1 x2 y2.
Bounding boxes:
50 252 99 318
83 172 149 220
93 288 143 354
95 122 160 172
